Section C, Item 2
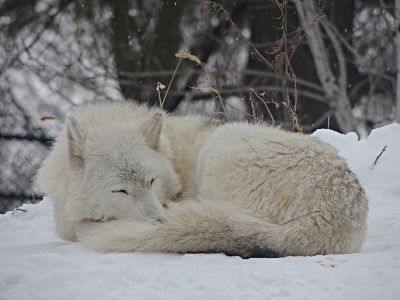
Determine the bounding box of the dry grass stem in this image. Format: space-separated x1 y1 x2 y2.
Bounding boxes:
249 98 257 122
327 113 331 129
175 53 202 65
159 53 185 109
250 88 275 123
156 82 165 107
178 52 230 120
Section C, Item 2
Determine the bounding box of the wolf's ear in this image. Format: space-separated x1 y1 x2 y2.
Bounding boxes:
142 112 163 149
66 117 85 171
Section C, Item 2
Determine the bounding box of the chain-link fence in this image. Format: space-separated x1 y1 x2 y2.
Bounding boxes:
0 139 49 213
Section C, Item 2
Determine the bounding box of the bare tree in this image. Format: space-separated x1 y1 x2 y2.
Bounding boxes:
293 0 356 132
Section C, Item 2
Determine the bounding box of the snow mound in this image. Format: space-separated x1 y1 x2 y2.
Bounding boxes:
1 124 400 300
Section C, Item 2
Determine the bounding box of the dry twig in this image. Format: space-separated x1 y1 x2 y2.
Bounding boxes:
372 145 387 168
250 89 275 123
12 208 27 214
40 116 57 121
176 52 230 120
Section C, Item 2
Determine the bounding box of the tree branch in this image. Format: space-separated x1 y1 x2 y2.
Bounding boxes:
0 133 53 145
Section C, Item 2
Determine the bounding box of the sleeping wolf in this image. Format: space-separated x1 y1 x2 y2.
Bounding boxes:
38 101 368 257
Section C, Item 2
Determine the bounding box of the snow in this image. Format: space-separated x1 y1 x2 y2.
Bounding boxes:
1 124 400 300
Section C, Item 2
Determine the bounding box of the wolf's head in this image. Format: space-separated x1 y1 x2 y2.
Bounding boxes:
65 112 182 223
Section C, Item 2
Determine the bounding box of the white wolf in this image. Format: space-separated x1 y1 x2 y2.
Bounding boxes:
37 102 186 240
38 101 368 257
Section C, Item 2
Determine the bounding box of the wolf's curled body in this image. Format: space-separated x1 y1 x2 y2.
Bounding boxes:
37 101 368 258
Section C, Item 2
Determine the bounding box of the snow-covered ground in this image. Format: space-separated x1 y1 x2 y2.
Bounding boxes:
1 124 399 300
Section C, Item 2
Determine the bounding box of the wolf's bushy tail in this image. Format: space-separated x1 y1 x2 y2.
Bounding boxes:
77 199 279 258
77 197 363 258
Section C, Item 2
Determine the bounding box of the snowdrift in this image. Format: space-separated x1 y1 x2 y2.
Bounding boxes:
1 124 399 299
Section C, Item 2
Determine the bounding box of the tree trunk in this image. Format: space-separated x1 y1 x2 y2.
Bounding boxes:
110 0 187 110
293 0 356 132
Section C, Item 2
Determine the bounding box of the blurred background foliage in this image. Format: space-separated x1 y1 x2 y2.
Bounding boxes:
0 0 396 212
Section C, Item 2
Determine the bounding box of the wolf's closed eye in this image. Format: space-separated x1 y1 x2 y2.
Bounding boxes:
111 189 128 195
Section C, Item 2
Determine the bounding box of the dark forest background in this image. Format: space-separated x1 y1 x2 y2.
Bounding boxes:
0 0 398 213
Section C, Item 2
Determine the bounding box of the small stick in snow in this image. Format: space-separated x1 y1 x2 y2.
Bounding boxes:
372 145 387 168
12 208 27 215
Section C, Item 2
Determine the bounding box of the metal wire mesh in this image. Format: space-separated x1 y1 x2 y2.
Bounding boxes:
0 139 49 213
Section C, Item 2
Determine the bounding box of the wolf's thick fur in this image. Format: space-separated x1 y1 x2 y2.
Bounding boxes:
38 102 368 257
37 102 203 240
